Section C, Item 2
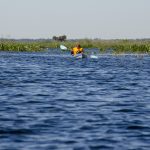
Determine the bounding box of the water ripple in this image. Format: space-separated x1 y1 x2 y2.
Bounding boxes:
0 52 150 149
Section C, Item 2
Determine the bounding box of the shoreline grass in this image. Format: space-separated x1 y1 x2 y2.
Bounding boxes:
0 39 150 54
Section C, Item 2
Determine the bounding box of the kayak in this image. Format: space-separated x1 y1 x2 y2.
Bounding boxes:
75 53 87 59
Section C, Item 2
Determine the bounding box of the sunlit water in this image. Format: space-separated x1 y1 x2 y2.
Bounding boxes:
0 50 150 150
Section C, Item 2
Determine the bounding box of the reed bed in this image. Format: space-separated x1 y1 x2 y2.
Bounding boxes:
0 39 150 53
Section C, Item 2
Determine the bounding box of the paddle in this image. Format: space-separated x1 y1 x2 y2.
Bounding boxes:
90 52 98 59
60 45 67 50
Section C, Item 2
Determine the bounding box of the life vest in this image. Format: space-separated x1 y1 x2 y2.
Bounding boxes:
71 47 83 56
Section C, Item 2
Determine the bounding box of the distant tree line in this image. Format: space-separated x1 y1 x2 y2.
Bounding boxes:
52 35 67 41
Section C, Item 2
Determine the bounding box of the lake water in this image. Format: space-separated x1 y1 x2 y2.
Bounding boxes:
0 50 150 150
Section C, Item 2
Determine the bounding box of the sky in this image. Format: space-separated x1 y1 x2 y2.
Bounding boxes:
0 0 150 39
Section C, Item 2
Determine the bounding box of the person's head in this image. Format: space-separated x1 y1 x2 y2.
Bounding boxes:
77 44 81 48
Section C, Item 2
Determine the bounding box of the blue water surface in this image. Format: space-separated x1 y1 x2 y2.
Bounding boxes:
0 50 150 150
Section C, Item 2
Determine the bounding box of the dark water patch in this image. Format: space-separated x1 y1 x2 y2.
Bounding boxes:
73 146 89 150
11 93 26 97
89 145 114 150
0 128 34 135
127 125 150 130
79 125 94 131
114 108 136 113
33 93 50 97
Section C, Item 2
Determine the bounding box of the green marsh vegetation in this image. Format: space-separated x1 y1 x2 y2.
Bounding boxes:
0 39 150 54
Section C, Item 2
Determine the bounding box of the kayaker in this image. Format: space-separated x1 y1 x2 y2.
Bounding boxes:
71 44 84 56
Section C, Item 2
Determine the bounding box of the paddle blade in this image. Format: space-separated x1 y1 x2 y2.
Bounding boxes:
90 55 98 59
60 45 67 50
